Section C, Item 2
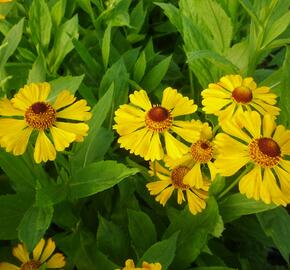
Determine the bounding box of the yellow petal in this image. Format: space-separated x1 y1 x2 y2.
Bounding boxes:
55 122 89 142
125 259 135 268
146 180 171 195
262 114 276 137
145 132 164 161
241 111 261 138
252 99 280 116
149 161 171 177
118 128 148 153
34 131 56 163
219 75 241 91
217 102 236 124
177 189 185 204
0 98 24 116
164 153 192 170
201 97 232 114
156 186 175 206
0 263 19 270
273 125 290 147
0 119 27 137
219 119 251 143
56 100 91 121
12 243 29 263
215 156 250 176
274 166 290 198
40 238 56 263
171 121 200 142
46 253 66 268
133 130 153 159
33 238 45 261
254 91 277 105
207 161 217 181
53 90 76 110
164 131 188 159
201 85 231 98
242 76 256 89
184 163 203 188
129 90 152 111
186 190 206 215
50 126 76 151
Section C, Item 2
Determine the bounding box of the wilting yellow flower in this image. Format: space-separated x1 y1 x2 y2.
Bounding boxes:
0 82 91 163
0 238 66 270
214 111 290 206
165 120 217 188
201 74 280 123
146 162 210 215
114 87 199 161
116 259 162 270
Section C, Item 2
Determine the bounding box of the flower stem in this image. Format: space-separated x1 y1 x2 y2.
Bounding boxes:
217 164 254 199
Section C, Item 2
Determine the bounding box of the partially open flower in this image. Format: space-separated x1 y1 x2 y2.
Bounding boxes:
116 259 162 270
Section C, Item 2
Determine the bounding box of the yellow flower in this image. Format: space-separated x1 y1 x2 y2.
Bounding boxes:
214 111 290 206
165 120 217 188
116 259 162 270
114 87 199 161
201 74 280 123
0 82 91 163
0 0 13 3
146 161 210 215
0 238 66 270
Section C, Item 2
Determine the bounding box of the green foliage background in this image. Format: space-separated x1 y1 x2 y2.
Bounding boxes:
0 0 289 269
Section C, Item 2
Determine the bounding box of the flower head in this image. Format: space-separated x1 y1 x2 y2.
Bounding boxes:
214 111 290 206
117 259 162 270
114 87 199 161
146 161 210 215
0 82 91 163
165 120 217 188
0 238 66 270
201 75 280 123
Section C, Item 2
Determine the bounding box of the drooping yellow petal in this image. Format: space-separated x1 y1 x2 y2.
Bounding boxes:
240 111 261 138
177 189 185 204
149 161 171 177
0 118 28 137
164 131 188 159
215 156 250 176
56 99 91 121
40 238 56 263
253 91 277 105
171 121 200 142
133 130 153 160
186 190 206 215
34 131 56 163
219 120 251 143
202 97 232 114
53 90 76 110
33 238 45 261
145 132 164 161
183 163 203 188
50 126 76 151
55 122 89 142
252 99 280 116
146 180 171 195
12 244 29 263
0 98 24 116
274 166 290 199
45 253 66 268
129 90 152 111
273 125 290 148
155 186 175 206
207 161 217 181
201 85 231 98
164 153 192 170
0 263 19 270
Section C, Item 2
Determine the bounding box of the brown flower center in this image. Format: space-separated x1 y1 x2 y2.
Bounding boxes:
191 140 213 163
232 86 253 103
171 166 190 189
249 137 281 167
145 106 172 132
21 260 41 270
25 102 56 130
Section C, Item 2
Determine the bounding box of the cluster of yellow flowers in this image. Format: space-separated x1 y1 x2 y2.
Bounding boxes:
114 74 290 213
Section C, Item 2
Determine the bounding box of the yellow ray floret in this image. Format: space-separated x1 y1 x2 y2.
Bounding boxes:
116 259 162 270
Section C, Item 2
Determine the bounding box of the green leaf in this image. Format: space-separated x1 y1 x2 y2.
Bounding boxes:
257 207 290 262
51 0 66 28
0 150 36 192
139 231 179 270
102 23 111 69
71 85 113 168
48 15 79 73
0 193 34 240
18 205 54 252
164 197 219 269
219 193 277 223
141 55 172 92
130 0 146 33
189 267 237 270
69 160 139 199
133 51 146 82
29 0 52 50
128 209 157 256
48 75 84 99
27 55 46 83
97 215 130 264
0 18 24 69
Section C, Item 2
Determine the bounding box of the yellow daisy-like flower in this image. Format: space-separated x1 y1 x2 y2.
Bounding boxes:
0 238 66 270
116 259 162 270
0 82 91 163
201 74 280 123
165 120 217 188
214 111 290 206
114 87 199 161
146 162 210 215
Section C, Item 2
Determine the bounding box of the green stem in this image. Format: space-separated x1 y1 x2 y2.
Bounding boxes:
217 164 254 199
